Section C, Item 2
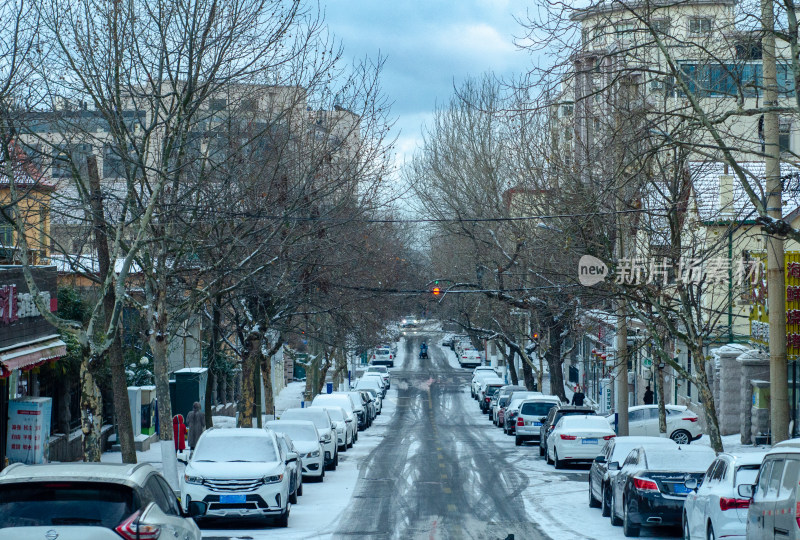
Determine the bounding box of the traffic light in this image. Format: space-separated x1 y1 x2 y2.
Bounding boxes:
532 332 540 341
432 287 441 296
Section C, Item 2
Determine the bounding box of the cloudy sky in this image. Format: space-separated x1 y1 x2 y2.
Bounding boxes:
322 0 533 174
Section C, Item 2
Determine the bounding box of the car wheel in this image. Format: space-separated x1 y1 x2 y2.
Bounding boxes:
546 449 554 465
275 504 290 528
601 486 611 517
554 448 563 469
589 482 601 508
539 443 545 457
347 437 354 449
503 425 507 434
319 468 325 482
515 436 522 447
289 487 298 505
297 482 303 496
623 499 640 537
334 451 339 467
706 522 715 540
682 513 691 540
610 491 622 526
671 429 692 445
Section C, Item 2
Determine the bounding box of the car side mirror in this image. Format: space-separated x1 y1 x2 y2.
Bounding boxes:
738 484 755 498
684 478 698 491
187 500 208 518
594 455 606 464
286 451 298 463
539 417 547 423
608 461 620 471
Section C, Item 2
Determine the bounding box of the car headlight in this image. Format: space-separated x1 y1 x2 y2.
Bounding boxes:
184 474 204 485
321 434 331 442
306 450 320 458
263 474 284 484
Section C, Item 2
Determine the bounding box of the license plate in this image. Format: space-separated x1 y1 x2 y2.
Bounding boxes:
582 438 598 444
673 484 691 494
534 422 542 426
219 494 246 504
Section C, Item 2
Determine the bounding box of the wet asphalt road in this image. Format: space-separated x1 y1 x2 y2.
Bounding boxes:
333 335 549 540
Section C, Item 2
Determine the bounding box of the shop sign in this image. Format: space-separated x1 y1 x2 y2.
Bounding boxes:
6 397 52 464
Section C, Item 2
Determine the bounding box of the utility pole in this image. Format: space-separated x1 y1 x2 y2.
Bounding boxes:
763 0 789 442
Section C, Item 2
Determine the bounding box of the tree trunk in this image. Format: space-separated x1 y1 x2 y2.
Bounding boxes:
316 348 332 396
79 352 103 462
262 354 274 418
238 331 261 427
87 155 136 463
520 348 535 391
205 294 221 427
254 360 262 428
545 325 567 402
657 366 667 434
692 346 723 453
504 346 519 385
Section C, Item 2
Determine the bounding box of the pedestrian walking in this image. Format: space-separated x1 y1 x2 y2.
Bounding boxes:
643 385 654 405
186 401 205 450
571 385 585 406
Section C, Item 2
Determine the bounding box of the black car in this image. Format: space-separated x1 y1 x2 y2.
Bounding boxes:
588 436 677 517
539 405 596 457
480 383 505 414
609 444 716 537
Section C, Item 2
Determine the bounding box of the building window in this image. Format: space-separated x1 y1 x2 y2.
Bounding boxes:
210 98 227 111
561 104 573 117
651 18 670 35
51 151 71 178
615 22 635 34
103 144 126 178
0 224 13 247
781 118 792 153
593 26 604 40
689 17 712 35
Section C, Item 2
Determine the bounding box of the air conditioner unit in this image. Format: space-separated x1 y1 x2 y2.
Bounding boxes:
627 371 636 384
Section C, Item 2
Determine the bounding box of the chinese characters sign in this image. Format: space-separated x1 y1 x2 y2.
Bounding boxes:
0 285 52 324
614 257 761 286
6 397 51 464
749 252 800 359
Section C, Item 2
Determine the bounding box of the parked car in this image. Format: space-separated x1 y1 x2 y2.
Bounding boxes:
479 377 506 413
459 349 483 368
266 420 325 481
359 373 387 398
588 436 677 517
180 428 293 526
683 451 764 540
546 415 616 467
540 405 597 457
358 390 377 423
605 404 703 444
356 386 383 415
471 371 499 399
503 392 544 435
609 444 716 536
370 347 394 367
0 462 206 540
514 396 561 447
310 394 357 444
279 407 338 470
274 432 303 503
336 391 371 430
365 365 391 388
313 405 352 451
740 444 800 540
491 385 526 424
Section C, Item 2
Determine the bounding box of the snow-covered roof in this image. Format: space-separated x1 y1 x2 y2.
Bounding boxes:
49 254 141 275
690 161 800 222
0 143 54 189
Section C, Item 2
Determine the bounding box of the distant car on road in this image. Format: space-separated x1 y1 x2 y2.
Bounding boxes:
491 385 526 424
546 415 616 468
370 347 394 367
605 404 703 444
280 407 338 470
503 391 544 435
540 405 597 457
267 420 325 481
365 365 391 388
0 462 206 540
459 349 483 368
682 451 764 540
514 396 561 447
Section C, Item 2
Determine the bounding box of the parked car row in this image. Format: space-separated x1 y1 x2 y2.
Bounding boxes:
446 334 483 368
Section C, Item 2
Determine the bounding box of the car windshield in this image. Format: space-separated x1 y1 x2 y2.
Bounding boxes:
0 482 135 528
734 465 760 486
269 423 318 442
560 416 609 429
193 436 278 462
281 409 330 430
486 385 503 397
520 401 558 416
324 408 345 422
645 450 714 471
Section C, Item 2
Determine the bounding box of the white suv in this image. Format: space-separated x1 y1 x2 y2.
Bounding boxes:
0 462 205 540
605 404 703 444
180 428 292 526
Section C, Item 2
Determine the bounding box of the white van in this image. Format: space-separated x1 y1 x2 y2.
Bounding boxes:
740 444 800 539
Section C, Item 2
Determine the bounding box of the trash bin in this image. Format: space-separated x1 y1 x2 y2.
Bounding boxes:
326 382 333 394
